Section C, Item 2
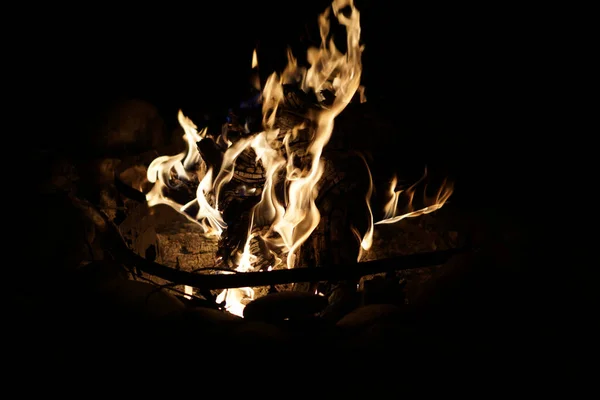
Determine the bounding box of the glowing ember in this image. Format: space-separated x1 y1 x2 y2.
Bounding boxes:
144 0 453 317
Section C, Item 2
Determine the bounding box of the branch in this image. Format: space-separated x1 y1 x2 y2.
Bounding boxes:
134 246 469 290
72 193 470 291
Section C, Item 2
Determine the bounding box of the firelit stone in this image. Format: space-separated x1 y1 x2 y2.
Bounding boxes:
243 291 328 322
72 260 130 291
336 304 402 330
184 307 242 329
228 321 287 352
93 99 166 152
94 279 185 320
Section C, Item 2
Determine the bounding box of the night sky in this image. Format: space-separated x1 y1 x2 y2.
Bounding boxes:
36 0 542 217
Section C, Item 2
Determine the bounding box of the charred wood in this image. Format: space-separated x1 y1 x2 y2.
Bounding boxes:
129 240 467 291
74 192 469 291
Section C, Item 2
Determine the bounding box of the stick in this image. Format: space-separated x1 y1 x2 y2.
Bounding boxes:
73 193 470 290
136 246 469 290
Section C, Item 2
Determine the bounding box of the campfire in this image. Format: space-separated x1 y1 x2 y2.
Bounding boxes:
110 0 452 317
24 1 564 379
37 0 467 354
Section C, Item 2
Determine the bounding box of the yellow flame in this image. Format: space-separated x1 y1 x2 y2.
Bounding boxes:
252 49 258 69
376 168 454 226
251 48 261 91
351 153 374 261
215 232 256 317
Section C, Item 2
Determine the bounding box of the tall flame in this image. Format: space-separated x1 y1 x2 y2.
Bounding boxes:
145 0 453 315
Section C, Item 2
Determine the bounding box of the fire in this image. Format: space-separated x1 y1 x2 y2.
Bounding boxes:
184 285 193 300
144 0 453 316
377 168 454 226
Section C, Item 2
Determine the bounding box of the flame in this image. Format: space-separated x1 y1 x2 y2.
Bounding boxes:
350 153 374 262
215 232 256 316
146 110 228 235
144 0 452 315
352 168 453 261
376 168 454 226
251 49 258 69
251 48 261 92
184 285 193 300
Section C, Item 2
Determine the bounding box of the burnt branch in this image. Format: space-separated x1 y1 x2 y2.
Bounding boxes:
131 241 468 290
72 193 470 291
76 192 467 288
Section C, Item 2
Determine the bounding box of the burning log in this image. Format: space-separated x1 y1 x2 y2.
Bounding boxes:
130 240 468 291
77 191 468 290
72 193 468 291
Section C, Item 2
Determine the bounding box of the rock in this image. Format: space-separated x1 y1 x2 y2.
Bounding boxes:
183 306 242 330
93 279 185 320
119 164 149 192
320 285 361 323
228 321 287 353
361 275 406 306
71 260 130 290
159 306 244 351
279 317 341 354
338 320 414 355
336 304 403 330
95 99 166 152
336 304 414 353
30 192 95 279
243 291 329 322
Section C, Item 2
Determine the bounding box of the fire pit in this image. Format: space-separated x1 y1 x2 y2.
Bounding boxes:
25 0 513 376
94 0 454 314
18 0 577 384
40 0 462 319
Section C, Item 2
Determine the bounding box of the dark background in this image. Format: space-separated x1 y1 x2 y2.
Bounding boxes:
35 0 546 220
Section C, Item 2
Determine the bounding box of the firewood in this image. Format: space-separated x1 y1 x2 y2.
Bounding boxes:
90 199 468 284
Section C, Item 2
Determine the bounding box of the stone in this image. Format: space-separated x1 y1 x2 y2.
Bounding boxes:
336 304 402 330
243 291 328 322
336 304 413 352
95 99 166 151
184 306 242 328
228 321 287 352
72 260 130 291
320 286 361 322
93 279 185 320
32 192 96 274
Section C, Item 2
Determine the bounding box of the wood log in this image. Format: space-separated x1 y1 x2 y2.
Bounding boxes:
124 240 468 290
75 187 470 290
